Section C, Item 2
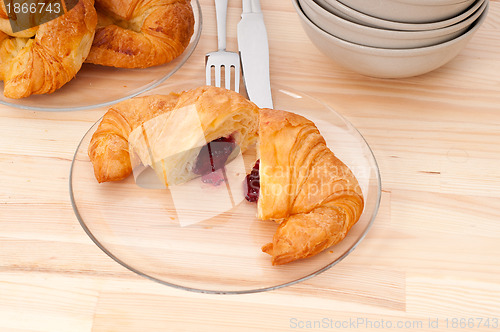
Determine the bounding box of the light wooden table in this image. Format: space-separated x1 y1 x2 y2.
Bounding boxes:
1 0 500 331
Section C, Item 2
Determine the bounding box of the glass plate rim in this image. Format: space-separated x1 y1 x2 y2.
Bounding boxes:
0 0 203 112
69 82 382 294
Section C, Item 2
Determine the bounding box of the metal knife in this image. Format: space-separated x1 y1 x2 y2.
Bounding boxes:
237 0 273 109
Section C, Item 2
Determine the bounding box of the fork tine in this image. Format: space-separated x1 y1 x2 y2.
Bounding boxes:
214 65 222 88
234 64 240 93
225 65 232 90
206 63 212 86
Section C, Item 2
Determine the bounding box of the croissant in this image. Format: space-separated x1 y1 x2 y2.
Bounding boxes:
0 0 97 98
85 0 194 68
88 92 181 183
89 86 259 185
255 109 364 265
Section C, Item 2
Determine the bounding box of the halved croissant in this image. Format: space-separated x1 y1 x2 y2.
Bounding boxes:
258 109 364 265
88 86 259 184
0 0 97 98
86 0 194 68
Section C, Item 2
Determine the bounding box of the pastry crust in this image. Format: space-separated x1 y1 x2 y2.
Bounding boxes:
258 108 364 265
88 86 259 184
86 0 194 68
0 0 97 98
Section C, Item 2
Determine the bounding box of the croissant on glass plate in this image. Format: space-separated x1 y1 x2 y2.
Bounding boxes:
88 86 364 266
88 86 259 185
0 0 97 98
254 109 364 265
86 0 195 68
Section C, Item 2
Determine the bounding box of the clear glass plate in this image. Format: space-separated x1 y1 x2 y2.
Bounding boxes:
70 80 381 294
0 1 202 112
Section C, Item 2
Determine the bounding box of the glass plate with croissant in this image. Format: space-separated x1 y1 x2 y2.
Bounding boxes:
0 0 201 111
70 80 381 294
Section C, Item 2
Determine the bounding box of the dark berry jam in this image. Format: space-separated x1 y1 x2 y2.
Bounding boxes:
201 169 225 186
245 159 260 202
193 135 236 176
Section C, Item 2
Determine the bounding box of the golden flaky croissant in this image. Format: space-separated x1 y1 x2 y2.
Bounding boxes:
86 0 194 68
88 86 259 184
255 109 364 265
0 0 97 98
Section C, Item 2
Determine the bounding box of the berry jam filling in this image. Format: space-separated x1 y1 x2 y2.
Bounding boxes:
245 159 260 202
200 169 225 186
193 135 236 180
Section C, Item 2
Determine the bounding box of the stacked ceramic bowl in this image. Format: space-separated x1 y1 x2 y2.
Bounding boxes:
292 0 489 78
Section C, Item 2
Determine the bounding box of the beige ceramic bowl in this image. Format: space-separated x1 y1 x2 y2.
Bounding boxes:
315 0 485 31
337 0 476 23
293 0 488 78
300 0 483 49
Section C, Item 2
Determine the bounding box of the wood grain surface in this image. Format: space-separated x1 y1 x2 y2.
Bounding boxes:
1 0 500 331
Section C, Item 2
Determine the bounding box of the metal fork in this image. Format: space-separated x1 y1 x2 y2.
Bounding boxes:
205 0 240 92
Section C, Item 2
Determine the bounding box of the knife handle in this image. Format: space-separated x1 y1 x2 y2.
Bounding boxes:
242 0 261 14
214 0 228 51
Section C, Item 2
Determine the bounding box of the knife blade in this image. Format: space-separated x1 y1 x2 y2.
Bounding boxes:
237 0 273 109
